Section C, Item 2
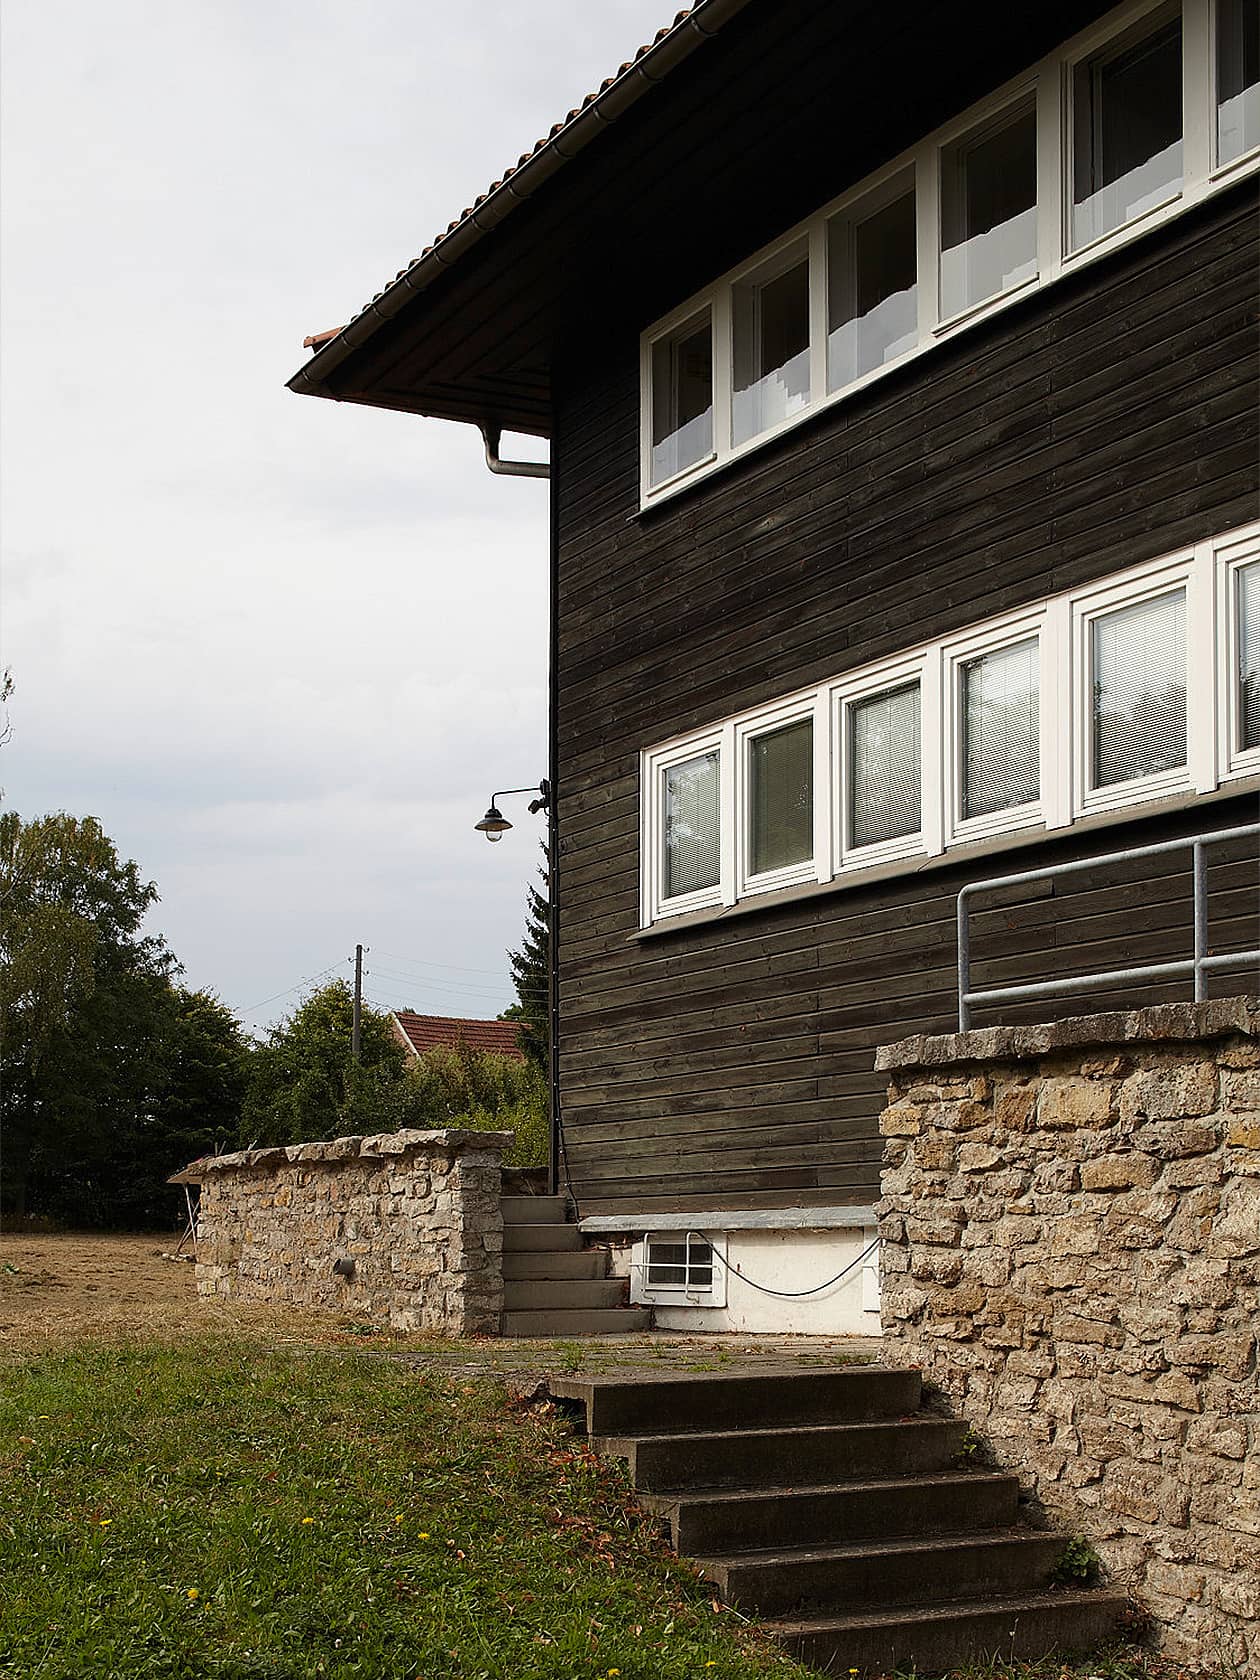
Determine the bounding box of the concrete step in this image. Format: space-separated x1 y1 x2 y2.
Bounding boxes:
502 1223 583 1252
642 1470 1021 1556
503 1278 628 1312
501 1306 652 1337
500 1194 570 1226
768 1587 1129 1675
502 1250 609 1281
594 1417 968 1492
697 1528 1065 1616
549 1366 920 1436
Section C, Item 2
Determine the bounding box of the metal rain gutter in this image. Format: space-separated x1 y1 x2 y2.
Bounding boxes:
481 425 550 479
286 0 754 403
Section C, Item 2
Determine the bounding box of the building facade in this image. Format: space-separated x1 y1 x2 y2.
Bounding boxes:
291 0 1260 1332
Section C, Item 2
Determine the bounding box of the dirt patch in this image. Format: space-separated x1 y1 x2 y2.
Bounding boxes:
0 1232 339 1355
0 1232 884 1374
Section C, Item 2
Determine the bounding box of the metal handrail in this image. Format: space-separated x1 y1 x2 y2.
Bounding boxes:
957 822 1260 1031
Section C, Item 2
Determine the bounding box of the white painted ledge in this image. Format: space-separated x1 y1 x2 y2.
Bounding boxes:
579 1206 878 1235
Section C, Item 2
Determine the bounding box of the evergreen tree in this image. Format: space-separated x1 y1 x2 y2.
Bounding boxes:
506 843 550 1073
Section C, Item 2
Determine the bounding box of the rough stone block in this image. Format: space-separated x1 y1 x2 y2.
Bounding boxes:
1080 1154 1159 1190
1038 1079 1116 1130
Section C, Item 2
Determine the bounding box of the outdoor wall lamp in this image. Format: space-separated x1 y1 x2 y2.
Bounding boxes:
474 780 551 842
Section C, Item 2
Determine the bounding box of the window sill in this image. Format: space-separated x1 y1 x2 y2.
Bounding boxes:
628 775 1260 942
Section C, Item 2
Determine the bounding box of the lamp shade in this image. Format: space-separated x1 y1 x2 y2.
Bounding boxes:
475 804 513 841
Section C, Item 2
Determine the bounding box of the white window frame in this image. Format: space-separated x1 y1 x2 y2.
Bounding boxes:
1216 530 1260 780
833 653 930 872
1209 0 1260 178
735 691 829 899
823 164 921 397
642 728 729 923
640 305 718 498
639 519 1260 929
638 0 1259 509
631 1232 727 1307
729 235 813 452
1070 551 1205 817
1061 0 1190 263
943 611 1050 846
933 81 1043 331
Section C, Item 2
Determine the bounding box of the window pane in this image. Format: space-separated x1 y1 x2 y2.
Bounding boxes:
940 102 1038 318
1072 12 1183 249
1092 591 1187 787
961 640 1040 819
1238 562 1260 751
733 244 811 445
651 313 713 486
749 719 813 875
664 751 720 897
849 682 921 848
1218 0 1260 165
827 181 918 390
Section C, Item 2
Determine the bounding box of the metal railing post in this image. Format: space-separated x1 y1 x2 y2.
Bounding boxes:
957 889 971 1032
1192 840 1208 1003
953 822 1258 1031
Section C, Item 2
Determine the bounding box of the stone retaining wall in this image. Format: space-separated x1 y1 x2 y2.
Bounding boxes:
876 998 1259 1670
174 1129 510 1335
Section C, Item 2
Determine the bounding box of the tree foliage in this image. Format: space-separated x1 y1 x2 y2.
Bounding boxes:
239 981 407 1147
1 812 250 1225
238 982 548 1165
402 1043 547 1167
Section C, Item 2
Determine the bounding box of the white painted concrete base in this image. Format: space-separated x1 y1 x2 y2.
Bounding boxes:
606 1225 881 1335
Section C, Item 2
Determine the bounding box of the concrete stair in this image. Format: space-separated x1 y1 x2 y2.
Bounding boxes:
551 1367 1127 1675
499 1193 650 1337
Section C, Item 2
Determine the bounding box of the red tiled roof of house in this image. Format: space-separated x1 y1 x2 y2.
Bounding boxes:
391 1010 526 1061
294 1 749 375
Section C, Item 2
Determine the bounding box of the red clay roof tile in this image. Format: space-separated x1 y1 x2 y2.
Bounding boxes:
392 1010 526 1061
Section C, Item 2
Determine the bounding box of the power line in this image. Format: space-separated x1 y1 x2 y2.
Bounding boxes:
238 963 343 1016
374 947 513 978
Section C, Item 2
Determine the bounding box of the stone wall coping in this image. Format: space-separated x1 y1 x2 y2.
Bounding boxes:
874 995 1259 1074
169 1127 514 1184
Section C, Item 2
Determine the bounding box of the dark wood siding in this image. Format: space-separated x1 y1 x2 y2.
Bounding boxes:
552 174 1260 1218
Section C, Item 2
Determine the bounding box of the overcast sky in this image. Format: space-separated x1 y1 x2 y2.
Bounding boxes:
1 0 665 1033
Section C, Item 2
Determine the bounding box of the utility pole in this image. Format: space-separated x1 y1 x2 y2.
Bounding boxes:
351 943 363 1062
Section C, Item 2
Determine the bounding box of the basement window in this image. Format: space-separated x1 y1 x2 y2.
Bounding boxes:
631 1233 726 1307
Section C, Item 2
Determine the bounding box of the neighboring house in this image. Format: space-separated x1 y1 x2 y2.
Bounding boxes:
390 1010 526 1063
291 0 1260 1333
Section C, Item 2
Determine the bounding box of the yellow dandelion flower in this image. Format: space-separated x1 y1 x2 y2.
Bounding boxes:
187 1588 200 1600
418 1532 431 1540
301 1517 315 1525
98 1519 112 1528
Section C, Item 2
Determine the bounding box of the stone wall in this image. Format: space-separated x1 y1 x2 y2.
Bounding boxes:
175 1129 510 1335
875 999 1259 1670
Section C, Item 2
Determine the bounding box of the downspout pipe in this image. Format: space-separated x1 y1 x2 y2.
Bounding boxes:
481 425 550 479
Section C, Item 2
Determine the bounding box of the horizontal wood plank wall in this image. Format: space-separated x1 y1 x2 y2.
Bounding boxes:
552 184 1260 1220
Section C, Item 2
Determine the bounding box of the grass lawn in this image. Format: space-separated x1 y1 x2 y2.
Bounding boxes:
1 1337 813 1680
0 1335 1214 1680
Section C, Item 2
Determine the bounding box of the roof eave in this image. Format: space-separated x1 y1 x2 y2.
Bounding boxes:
286 0 754 408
